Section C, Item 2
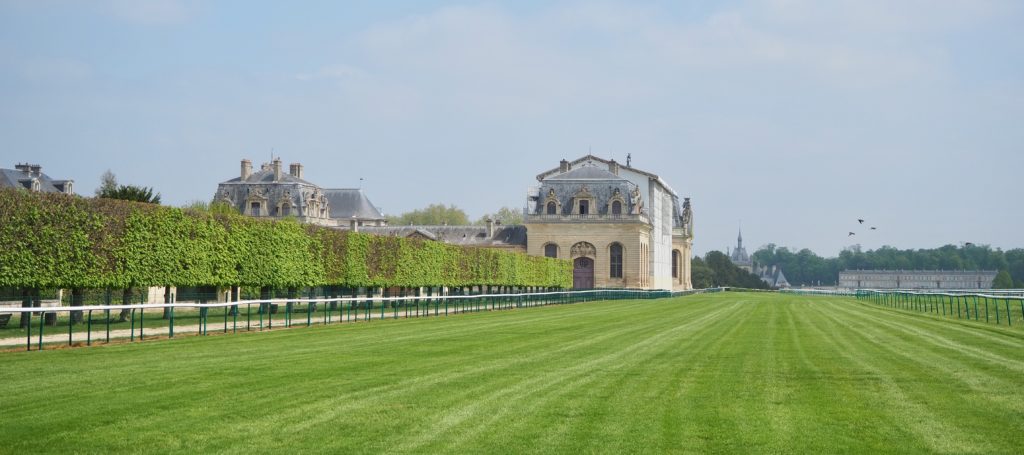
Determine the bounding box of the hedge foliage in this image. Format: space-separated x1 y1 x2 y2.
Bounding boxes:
0 189 572 289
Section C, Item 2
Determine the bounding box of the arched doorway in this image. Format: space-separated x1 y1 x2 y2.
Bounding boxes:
571 241 597 289
573 257 594 289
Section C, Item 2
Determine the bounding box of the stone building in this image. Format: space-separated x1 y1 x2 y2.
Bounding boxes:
0 163 74 194
215 158 387 228
524 156 693 290
838 270 998 289
756 265 790 289
728 228 752 272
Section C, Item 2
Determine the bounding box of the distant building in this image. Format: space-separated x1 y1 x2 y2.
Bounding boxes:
215 158 387 228
728 228 752 272
838 270 998 289
0 163 74 194
756 264 790 289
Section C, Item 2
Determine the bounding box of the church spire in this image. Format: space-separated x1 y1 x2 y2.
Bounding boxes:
737 225 743 249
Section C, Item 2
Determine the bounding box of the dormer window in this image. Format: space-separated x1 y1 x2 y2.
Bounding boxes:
611 200 622 215
250 202 261 216
542 188 561 215
31 179 41 192
572 185 596 216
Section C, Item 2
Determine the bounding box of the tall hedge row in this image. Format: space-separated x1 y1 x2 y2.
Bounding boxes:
0 189 571 289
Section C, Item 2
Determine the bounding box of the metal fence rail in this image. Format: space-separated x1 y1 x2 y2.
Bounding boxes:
0 288 703 352
855 289 1024 328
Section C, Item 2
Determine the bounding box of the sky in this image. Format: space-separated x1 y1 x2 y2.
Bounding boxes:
2 0 1022 257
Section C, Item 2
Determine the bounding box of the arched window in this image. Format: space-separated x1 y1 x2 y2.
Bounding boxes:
546 201 556 215
281 204 291 216
611 200 622 215
672 250 680 279
544 243 558 258
610 243 623 278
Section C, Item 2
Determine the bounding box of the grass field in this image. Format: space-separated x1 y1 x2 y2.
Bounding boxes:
1 292 1022 453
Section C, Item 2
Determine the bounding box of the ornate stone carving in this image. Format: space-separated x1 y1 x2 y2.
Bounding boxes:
570 241 596 258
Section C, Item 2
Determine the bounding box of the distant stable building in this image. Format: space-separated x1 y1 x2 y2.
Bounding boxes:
839 270 998 290
215 158 387 229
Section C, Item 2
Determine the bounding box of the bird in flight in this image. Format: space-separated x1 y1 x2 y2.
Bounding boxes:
858 219 864 224
870 227 877 230
848 232 856 236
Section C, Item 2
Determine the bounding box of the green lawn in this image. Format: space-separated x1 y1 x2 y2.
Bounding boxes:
1 292 1022 453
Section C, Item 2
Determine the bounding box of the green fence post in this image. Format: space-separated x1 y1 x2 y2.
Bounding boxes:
25 310 31 351
1005 299 1011 326
37 310 44 350
87 310 92 346
995 297 1000 324
130 308 135 342
169 306 175 338
68 310 73 346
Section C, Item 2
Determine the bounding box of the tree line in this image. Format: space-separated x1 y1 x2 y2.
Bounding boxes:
750 244 1021 288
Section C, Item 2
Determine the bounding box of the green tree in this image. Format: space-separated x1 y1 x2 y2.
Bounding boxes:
1005 249 1024 287
387 204 469 226
475 206 524 226
992 270 1014 289
94 169 117 197
99 184 161 204
690 257 716 289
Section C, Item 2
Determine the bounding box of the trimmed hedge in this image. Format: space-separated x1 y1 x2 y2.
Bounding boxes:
0 189 572 289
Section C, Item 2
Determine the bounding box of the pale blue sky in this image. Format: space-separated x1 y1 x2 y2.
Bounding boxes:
2 0 1022 256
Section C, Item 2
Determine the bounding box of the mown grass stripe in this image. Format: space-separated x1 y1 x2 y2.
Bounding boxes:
1 292 1022 453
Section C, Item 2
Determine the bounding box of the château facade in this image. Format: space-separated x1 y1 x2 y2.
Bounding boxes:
524 156 693 291
215 158 387 228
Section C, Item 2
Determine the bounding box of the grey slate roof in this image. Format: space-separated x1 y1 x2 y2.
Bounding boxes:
219 168 316 186
324 189 386 220
359 225 528 247
0 166 72 193
546 165 623 181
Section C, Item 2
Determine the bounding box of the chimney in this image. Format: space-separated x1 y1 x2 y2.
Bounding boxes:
272 158 282 181
559 159 570 173
289 163 304 179
485 218 494 238
15 163 31 173
29 165 41 176
241 159 252 180
608 159 619 175
350 217 358 232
